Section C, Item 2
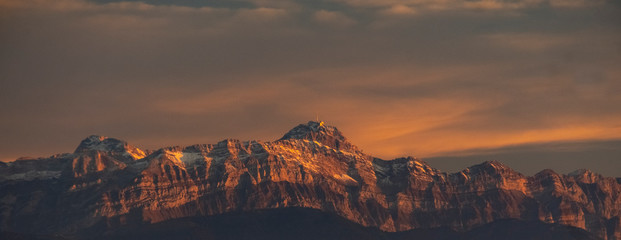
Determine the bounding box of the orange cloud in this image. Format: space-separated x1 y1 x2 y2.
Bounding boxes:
1 0 619 166
380 5 418 16
367 121 621 158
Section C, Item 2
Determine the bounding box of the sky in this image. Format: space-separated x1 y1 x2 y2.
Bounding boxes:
1 0 620 176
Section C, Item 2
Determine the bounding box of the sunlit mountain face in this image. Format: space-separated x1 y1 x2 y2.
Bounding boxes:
0 122 619 239
1 0 619 239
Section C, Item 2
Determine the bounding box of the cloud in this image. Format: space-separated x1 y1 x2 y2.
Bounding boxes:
380 4 417 16
0 0 620 182
483 33 578 51
313 10 356 27
549 0 606 8
329 0 605 11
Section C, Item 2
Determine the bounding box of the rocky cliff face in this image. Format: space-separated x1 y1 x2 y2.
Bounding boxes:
1 121 620 239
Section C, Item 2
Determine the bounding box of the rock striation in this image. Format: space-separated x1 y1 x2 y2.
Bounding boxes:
0 121 620 239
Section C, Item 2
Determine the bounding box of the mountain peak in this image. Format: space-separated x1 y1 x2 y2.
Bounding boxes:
568 168 593 176
279 121 358 151
75 135 118 153
465 160 521 177
568 169 601 183
280 121 332 137
74 135 146 160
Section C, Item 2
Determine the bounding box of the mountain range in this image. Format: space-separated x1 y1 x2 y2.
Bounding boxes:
1 121 620 239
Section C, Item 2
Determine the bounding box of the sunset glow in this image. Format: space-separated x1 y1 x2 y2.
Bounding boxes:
1 0 620 175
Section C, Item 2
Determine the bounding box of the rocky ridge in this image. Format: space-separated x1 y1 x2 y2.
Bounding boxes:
0 121 620 239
